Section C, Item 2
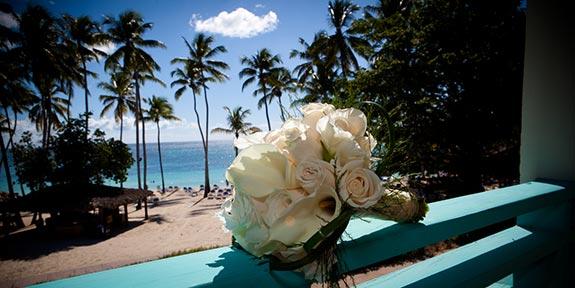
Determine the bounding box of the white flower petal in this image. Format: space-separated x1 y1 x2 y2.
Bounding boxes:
226 144 291 198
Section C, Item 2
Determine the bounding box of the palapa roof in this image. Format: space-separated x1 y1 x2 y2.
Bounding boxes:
2 184 152 212
91 187 152 209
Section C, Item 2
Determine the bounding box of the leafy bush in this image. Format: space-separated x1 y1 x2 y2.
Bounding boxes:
13 118 134 190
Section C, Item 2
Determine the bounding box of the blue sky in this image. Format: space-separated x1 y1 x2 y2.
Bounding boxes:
6 0 374 143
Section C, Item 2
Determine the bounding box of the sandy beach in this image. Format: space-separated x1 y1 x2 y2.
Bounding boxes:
0 188 428 288
0 189 232 288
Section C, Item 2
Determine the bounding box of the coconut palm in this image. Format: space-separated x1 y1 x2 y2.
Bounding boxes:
135 70 165 193
60 14 108 132
211 106 261 156
265 68 296 122
143 96 179 194
27 83 70 135
16 5 78 147
104 10 165 201
99 71 136 142
171 34 228 197
239 49 283 131
290 33 337 103
325 0 368 78
0 114 14 197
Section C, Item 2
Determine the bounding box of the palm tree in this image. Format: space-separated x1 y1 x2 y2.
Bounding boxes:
290 33 337 103
104 11 165 203
28 83 70 135
99 71 136 142
171 34 228 197
239 49 282 131
143 96 179 194
0 114 14 197
325 0 368 78
364 0 412 19
60 14 107 133
266 68 296 122
16 5 78 148
211 106 261 156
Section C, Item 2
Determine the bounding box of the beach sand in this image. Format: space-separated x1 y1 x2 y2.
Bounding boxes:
0 189 232 287
0 188 425 288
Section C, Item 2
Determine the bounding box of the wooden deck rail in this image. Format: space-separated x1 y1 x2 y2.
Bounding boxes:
30 180 574 288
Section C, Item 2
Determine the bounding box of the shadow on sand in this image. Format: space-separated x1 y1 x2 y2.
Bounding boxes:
0 220 145 261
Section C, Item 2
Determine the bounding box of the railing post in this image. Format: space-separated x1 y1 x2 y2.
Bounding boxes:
514 184 574 287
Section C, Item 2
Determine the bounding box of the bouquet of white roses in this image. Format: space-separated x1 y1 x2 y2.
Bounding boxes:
221 103 427 284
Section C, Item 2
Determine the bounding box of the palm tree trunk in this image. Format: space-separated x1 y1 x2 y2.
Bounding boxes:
41 95 48 148
0 128 14 198
119 112 124 189
202 84 211 197
134 76 142 192
45 96 52 149
120 112 124 142
67 94 71 121
8 109 17 148
134 75 148 219
141 100 147 192
0 127 24 228
263 85 271 131
157 121 165 194
278 96 286 122
191 89 208 197
82 58 89 135
234 132 239 156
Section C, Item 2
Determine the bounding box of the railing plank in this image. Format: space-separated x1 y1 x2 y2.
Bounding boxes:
29 246 307 288
28 181 571 288
356 225 570 288
339 181 569 273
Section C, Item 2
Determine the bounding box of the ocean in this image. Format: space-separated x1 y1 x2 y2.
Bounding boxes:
0 140 236 193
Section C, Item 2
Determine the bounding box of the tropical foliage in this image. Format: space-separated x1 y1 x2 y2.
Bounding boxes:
239 49 283 131
1 0 526 205
103 10 166 192
211 106 261 156
171 33 228 197
12 118 133 190
144 96 179 193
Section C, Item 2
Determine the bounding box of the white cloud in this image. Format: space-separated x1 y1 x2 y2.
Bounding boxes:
90 115 200 143
89 42 117 59
255 4 265 9
190 8 278 38
0 11 18 29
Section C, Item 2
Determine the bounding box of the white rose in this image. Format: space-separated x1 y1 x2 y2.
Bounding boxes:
265 119 308 151
226 144 293 198
263 188 306 227
317 108 367 140
265 119 322 165
334 138 370 168
301 103 335 128
234 131 268 150
338 160 383 208
221 193 270 256
316 108 371 166
268 184 341 246
295 159 335 194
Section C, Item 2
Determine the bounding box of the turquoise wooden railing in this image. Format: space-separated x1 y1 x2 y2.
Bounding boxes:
30 181 573 288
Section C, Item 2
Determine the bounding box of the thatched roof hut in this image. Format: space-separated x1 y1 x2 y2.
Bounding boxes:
91 187 152 209
2 184 152 212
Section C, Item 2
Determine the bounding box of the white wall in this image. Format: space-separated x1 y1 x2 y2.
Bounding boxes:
520 0 575 182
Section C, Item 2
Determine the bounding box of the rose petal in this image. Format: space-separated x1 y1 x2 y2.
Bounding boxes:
226 144 291 198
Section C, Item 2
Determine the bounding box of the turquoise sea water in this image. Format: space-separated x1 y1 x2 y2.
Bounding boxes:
0 140 236 193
